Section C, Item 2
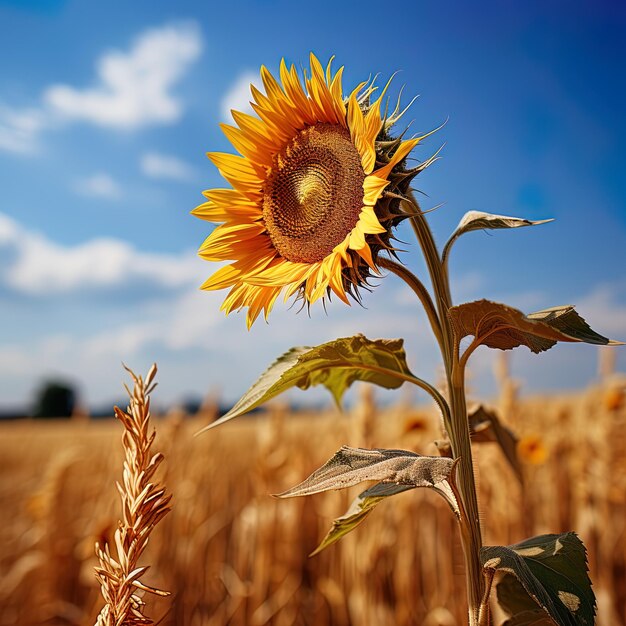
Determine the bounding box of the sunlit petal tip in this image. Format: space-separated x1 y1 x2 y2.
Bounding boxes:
355 244 380 273
201 266 238 291
190 202 208 216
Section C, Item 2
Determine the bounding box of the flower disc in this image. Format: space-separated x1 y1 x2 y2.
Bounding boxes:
263 124 365 264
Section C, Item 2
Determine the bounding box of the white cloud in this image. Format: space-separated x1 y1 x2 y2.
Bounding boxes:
73 172 122 199
0 22 203 155
0 104 46 154
0 211 19 242
44 22 202 129
0 211 204 294
221 71 257 121
140 151 196 181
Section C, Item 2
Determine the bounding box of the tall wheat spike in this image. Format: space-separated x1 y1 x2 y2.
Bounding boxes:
94 364 171 626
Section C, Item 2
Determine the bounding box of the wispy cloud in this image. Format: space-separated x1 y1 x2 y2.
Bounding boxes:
73 172 122 199
0 104 47 155
0 22 203 155
574 283 626 336
44 22 202 129
140 151 196 181
0 212 204 295
221 71 257 121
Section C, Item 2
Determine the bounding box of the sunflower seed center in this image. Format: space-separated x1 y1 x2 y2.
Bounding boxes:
263 124 365 264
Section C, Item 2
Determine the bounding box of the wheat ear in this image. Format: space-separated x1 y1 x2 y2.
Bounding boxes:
94 364 171 626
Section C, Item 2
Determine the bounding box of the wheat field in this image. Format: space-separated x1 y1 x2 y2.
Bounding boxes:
1 372 625 626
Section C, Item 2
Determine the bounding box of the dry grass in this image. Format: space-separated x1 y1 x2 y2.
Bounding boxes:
0 377 625 625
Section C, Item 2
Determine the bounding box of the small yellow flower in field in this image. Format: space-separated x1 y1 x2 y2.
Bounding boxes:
517 434 548 465
194 53 434 327
403 413 430 434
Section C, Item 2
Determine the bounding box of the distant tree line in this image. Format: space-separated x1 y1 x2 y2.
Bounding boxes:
32 380 76 418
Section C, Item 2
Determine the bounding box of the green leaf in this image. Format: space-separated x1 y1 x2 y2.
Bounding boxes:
450 299 620 355
277 446 460 554
469 405 522 483
309 482 414 556
198 335 413 432
482 532 596 626
443 210 553 262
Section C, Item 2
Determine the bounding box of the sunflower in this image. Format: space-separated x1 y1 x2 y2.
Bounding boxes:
194 53 434 327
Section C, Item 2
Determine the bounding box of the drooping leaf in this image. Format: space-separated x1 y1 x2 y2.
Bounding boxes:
482 532 596 626
443 210 553 260
309 482 415 556
527 306 619 345
469 405 522 483
198 335 412 432
449 299 618 355
277 446 459 552
277 446 458 507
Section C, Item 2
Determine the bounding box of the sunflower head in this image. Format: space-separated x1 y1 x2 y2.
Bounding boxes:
193 54 435 327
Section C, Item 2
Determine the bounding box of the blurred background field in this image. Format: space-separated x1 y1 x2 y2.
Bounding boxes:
1 355 625 626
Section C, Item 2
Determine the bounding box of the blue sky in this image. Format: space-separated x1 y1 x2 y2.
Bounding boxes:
0 0 624 410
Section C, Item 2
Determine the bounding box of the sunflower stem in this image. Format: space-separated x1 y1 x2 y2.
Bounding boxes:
407 191 485 626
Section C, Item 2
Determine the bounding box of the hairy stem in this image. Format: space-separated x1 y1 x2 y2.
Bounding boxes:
407 192 485 626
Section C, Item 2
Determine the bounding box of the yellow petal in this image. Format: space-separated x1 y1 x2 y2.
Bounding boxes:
262 287 282 321
280 61 316 125
354 243 379 273
348 224 366 250
207 152 263 199
220 123 273 168
199 223 266 260
358 206 386 234
191 200 259 223
307 53 340 124
247 258 310 287
347 92 370 170
362 175 389 206
231 110 281 153
201 264 241 290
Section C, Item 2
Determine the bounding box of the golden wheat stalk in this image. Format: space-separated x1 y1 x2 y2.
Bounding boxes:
94 364 171 626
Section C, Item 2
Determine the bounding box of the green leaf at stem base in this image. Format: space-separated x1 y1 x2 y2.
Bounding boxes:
482 532 596 626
